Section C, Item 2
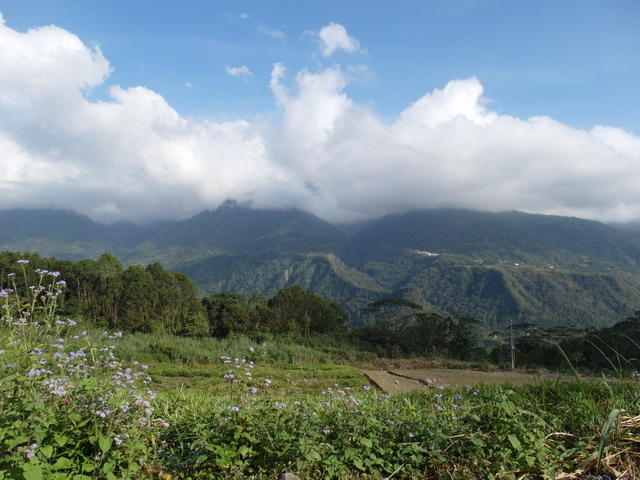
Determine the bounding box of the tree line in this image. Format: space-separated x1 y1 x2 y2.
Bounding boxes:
0 252 347 339
356 296 640 373
2 251 639 374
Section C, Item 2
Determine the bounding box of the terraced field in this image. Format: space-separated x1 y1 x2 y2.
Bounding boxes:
361 368 578 393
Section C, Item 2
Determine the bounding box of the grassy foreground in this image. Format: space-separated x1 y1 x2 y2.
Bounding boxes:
114 333 640 479
1 264 640 479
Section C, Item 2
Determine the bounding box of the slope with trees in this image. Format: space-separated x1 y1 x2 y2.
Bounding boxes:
3 206 640 330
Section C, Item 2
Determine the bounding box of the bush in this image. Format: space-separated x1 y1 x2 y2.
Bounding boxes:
0 260 166 480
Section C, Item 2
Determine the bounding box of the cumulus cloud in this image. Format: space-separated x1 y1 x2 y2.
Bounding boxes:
316 22 363 57
1 16 640 225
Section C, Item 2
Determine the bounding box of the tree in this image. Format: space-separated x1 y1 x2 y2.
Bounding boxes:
445 316 481 360
359 298 424 354
360 298 424 333
268 285 348 335
117 265 158 333
415 311 449 356
96 253 124 328
202 292 254 338
172 272 208 336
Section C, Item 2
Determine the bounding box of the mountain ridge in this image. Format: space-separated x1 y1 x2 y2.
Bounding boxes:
2 205 640 329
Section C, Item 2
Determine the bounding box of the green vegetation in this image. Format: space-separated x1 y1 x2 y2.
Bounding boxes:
3 259 640 479
0 261 162 480
4 250 640 375
6 206 640 330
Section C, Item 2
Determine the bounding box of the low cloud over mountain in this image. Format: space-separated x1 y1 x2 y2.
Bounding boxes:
1 14 639 224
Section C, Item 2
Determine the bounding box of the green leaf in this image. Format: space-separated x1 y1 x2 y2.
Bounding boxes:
359 437 373 448
468 436 486 447
353 458 365 471
8 435 29 449
508 434 522 451
597 408 621 474
54 435 68 447
22 464 43 480
40 445 53 459
306 450 321 462
98 436 112 454
52 457 72 470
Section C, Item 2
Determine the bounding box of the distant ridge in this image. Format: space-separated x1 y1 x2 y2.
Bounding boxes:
0 209 174 261
345 209 640 272
124 202 347 268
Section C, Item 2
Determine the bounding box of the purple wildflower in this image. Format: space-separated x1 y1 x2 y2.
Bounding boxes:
24 444 38 458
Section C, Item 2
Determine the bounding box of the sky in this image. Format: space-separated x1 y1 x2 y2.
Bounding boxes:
1 1 640 225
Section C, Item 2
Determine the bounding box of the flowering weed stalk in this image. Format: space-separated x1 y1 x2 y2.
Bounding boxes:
0 261 165 480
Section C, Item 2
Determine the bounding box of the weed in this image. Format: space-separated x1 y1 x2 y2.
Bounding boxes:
0 261 165 479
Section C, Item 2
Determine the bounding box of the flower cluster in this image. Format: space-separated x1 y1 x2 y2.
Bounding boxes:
0 260 165 479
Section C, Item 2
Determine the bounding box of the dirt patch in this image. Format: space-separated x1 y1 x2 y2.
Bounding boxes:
360 370 425 394
361 368 578 394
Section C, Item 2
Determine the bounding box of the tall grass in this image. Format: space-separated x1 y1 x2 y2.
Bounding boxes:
109 332 336 365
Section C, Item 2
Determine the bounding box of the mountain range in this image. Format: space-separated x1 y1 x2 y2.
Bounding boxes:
3 204 640 330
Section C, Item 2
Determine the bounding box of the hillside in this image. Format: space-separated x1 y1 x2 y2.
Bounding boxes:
344 209 640 272
124 202 347 269
0 209 125 261
340 209 640 328
2 206 640 329
0 209 173 261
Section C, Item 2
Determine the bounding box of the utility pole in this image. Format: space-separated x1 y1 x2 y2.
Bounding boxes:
510 318 516 370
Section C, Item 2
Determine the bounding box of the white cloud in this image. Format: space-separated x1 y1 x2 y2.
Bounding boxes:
316 22 363 57
225 65 253 79
269 67 640 224
257 25 285 41
1 17 640 225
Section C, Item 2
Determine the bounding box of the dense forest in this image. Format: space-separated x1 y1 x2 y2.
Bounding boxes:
2 251 640 374
0 252 347 339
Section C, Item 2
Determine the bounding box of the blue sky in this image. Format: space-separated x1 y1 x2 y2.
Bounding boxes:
0 1 639 224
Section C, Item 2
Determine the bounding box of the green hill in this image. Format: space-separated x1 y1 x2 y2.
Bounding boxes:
342 209 640 327
344 209 640 272
0 209 173 261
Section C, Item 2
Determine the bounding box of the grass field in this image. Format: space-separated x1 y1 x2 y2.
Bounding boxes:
3 320 640 479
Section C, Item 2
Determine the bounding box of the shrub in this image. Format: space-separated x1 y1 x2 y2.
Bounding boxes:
0 260 165 480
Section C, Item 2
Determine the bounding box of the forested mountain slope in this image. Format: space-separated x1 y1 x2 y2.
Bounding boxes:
340 209 640 328
344 209 640 272
0 209 173 261
2 206 640 329
0 209 126 260
124 202 347 269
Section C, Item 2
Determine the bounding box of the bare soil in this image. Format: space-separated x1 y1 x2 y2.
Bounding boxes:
361 368 578 394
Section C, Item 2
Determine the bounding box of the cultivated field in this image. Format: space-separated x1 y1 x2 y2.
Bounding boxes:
362 368 579 393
